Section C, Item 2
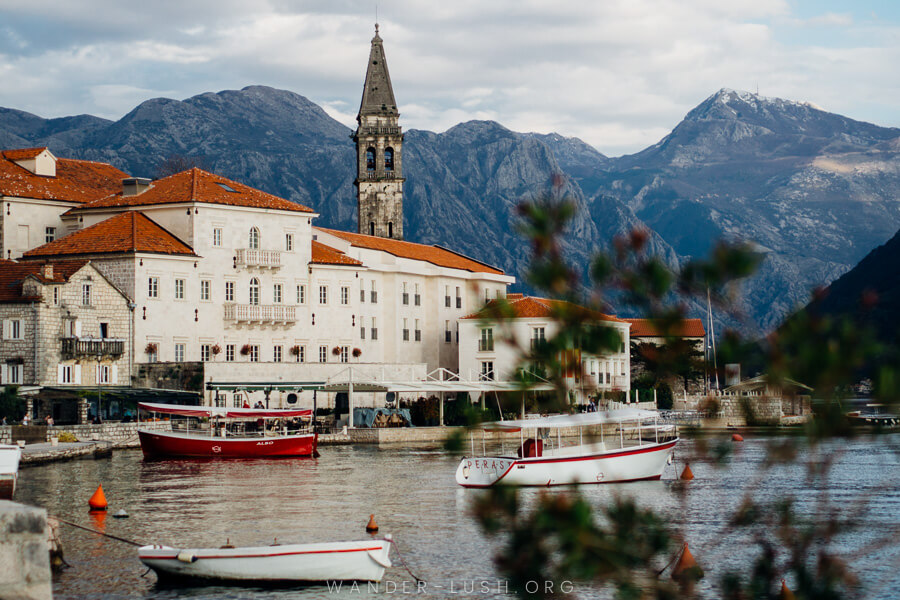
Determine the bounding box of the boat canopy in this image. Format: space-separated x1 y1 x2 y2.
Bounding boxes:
480 408 660 431
138 402 312 419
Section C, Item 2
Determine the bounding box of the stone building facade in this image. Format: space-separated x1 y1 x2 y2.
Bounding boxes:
0 259 132 420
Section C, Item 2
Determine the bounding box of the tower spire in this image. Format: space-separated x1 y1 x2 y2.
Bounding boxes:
354 26 405 240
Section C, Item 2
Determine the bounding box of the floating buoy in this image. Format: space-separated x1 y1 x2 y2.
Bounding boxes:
365 514 379 533
732 433 744 442
780 579 795 600
112 509 129 519
680 463 694 480
671 543 704 582
88 484 108 511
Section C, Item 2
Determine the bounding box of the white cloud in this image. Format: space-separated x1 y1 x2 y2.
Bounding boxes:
0 0 896 155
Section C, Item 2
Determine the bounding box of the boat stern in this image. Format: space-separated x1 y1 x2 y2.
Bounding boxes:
455 456 515 488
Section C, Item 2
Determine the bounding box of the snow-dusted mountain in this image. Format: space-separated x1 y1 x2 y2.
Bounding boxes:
2 86 899 333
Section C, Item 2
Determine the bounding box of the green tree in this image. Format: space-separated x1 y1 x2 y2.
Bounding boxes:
0 386 24 422
464 192 893 599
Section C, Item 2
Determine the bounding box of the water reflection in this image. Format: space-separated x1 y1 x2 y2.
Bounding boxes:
14 436 900 599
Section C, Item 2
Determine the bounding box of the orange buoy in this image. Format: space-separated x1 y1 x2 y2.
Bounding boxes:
732 433 744 442
365 514 379 533
680 463 695 480
780 579 795 600
671 543 704 582
88 484 108 511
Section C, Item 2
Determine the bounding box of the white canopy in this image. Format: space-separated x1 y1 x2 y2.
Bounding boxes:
480 408 660 431
138 402 311 419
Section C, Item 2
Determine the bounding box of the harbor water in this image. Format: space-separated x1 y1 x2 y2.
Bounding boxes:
16 434 900 599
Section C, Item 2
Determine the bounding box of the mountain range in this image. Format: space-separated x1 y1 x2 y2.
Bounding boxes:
2 85 899 334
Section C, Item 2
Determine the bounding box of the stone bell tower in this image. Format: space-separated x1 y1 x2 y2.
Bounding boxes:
354 24 404 240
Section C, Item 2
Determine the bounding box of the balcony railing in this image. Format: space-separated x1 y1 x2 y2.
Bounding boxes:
235 248 282 269
60 337 125 359
224 304 296 324
358 171 401 181
359 126 401 136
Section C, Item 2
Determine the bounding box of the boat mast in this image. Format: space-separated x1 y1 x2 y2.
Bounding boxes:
707 288 719 391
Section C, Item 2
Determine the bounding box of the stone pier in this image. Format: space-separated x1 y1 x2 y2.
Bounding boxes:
0 501 52 600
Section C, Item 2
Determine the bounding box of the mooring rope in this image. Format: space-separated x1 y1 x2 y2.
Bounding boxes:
53 516 143 547
387 535 425 584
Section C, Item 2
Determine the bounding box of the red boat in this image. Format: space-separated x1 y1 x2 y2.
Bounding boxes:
137 402 318 459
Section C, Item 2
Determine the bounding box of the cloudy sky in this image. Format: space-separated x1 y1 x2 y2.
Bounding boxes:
0 0 897 156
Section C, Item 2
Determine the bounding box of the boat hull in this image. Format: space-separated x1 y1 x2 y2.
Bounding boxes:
138 429 318 459
456 439 678 487
0 445 21 500
138 539 392 583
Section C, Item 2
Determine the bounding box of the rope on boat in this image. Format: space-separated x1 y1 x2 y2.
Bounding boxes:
53 516 143 547
387 535 425 584
656 542 686 577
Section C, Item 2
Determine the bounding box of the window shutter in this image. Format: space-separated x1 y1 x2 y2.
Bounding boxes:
1 320 7 339
0 365 5 384
73 320 82 337
57 364 65 384
111 365 118 385
74 364 82 384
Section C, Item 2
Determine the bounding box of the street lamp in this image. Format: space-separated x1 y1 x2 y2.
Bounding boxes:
97 350 103 423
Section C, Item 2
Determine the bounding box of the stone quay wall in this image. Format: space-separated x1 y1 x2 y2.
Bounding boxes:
0 500 52 600
1 421 171 445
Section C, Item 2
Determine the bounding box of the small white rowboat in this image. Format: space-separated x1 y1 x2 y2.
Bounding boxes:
139 536 392 583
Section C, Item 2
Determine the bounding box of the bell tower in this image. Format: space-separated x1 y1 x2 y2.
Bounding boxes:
354 24 404 240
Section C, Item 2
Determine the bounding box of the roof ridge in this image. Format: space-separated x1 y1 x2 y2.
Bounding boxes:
131 211 138 252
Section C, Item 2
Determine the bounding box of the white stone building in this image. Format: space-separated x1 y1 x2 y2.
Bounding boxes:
459 294 631 404
11 167 512 410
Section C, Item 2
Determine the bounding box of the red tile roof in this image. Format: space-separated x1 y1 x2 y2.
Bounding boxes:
22 212 196 258
3 147 47 160
316 228 505 275
310 240 363 266
0 148 130 203
463 295 627 323
0 259 88 302
626 318 706 338
75 168 314 213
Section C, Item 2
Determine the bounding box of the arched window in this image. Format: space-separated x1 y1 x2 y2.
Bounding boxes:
384 147 394 172
249 278 260 305
249 227 260 250
369 222 375 236
366 148 376 172
388 222 393 238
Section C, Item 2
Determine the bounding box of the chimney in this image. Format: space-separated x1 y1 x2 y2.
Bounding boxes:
42 264 54 279
122 177 152 197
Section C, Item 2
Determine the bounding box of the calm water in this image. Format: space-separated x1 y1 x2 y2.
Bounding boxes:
16 435 900 599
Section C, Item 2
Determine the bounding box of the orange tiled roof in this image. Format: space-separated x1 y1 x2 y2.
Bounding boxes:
74 168 314 213
0 149 129 203
3 147 47 160
311 240 363 266
0 259 89 302
463 295 627 323
316 228 504 275
22 212 196 258
626 318 706 338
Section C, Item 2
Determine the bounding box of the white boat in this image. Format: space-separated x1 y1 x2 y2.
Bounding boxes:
456 409 678 487
0 444 22 500
138 536 392 583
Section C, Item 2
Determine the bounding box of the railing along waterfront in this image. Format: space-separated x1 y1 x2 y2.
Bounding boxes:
235 248 282 268
60 337 125 359
223 304 296 323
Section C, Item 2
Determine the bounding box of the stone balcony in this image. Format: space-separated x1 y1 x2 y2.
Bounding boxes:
60 337 125 359
234 248 282 269
224 304 296 324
